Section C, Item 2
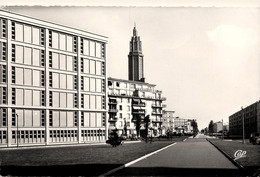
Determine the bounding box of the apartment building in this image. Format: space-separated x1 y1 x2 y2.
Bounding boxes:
174 117 194 134
229 100 260 137
108 77 166 136
213 121 223 133
0 10 108 147
161 110 174 135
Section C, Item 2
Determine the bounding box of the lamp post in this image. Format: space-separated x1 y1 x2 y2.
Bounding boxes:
241 107 245 144
15 113 19 148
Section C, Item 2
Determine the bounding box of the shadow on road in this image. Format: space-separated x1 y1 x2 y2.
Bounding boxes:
0 164 122 176
111 167 249 176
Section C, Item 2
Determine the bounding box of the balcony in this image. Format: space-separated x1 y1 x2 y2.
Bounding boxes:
108 99 117 105
108 117 118 122
152 104 163 108
108 109 118 113
132 110 146 115
152 111 163 116
133 102 146 107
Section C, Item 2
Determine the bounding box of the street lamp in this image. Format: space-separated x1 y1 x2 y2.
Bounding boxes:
241 107 245 144
15 113 19 148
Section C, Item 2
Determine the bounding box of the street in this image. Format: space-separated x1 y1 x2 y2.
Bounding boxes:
108 134 244 176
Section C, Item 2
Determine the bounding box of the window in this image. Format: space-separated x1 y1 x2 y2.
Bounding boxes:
67 56 73 71
119 113 122 118
60 34 66 51
83 39 89 55
16 45 23 64
60 92 66 108
32 27 40 45
33 70 40 86
67 93 74 108
32 49 40 66
60 111 66 127
90 95 95 109
90 78 96 92
96 96 102 110
67 75 73 90
52 73 59 88
90 41 95 57
119 105 122 110
15 23 23 41
90 60 95 74
33 90 40 106
96 79 102 93
53 92 60 107
15 88 23 106
52 32 59 49
24 25 32 43
67 35 73 52
74 111 78 126
60 54 66 70
96 113 102 127
1 42 6 61
0 87 7 104
60 74 66 89
24 89 32 106
84 77 89 91
90 113 96 127
84 94 89 109
84 58 89 73
96 42 101 58
96 61 101 75
24 110 32 127
33 110 41 127
1 19 6 38
52 52 59 69
24 47 32 65
24 69 32 86
53 111 59 127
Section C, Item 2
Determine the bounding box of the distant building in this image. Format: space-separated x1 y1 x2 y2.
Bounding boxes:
0 10 108 147
161 110 174 135
229 101 260 137
173 117 195 134
213 121 223 133
107 26 166 137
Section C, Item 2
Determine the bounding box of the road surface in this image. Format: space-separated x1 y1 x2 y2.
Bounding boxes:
109 134 243 176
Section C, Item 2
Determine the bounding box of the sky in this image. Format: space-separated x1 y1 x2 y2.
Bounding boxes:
2 2 260 129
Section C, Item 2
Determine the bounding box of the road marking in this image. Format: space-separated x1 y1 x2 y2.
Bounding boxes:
99 142 177 176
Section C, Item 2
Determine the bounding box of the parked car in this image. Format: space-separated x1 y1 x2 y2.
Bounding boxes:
249 132 260 145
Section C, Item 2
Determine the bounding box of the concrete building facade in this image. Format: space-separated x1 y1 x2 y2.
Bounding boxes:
213 121 223 133
161 110 174 135
0 10 108 147
229 101 260 137
108 77 166 136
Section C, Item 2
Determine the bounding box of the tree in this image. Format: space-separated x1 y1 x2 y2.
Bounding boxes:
208 120 214 136
191 120 199 135
166 128 173 140
124 118 127 136
144 115 150 143
135 115 141 137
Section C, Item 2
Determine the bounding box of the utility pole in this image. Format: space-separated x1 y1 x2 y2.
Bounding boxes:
241 107 245 144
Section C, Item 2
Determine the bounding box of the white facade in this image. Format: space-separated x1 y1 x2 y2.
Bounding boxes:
0 10 108 148
108 77 166 137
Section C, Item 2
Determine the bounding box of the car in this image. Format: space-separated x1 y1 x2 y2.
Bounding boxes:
249 132 260 145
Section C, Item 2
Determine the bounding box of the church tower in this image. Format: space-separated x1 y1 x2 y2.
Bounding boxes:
128 26 145 82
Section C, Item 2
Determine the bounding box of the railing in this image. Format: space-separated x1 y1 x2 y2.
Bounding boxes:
132 110 146 114
152 104 163 108
133 102 146 107
152 111 163 115
108 109 118 113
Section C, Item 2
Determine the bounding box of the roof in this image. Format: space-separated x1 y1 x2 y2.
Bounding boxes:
108 77 156 87
0 9 108 43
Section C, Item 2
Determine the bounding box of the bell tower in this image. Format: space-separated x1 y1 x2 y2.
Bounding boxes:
128 25 145 82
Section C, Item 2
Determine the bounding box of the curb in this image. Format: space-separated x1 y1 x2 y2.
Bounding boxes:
99 142 177 176
0 140 141 151
206 139 246 171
